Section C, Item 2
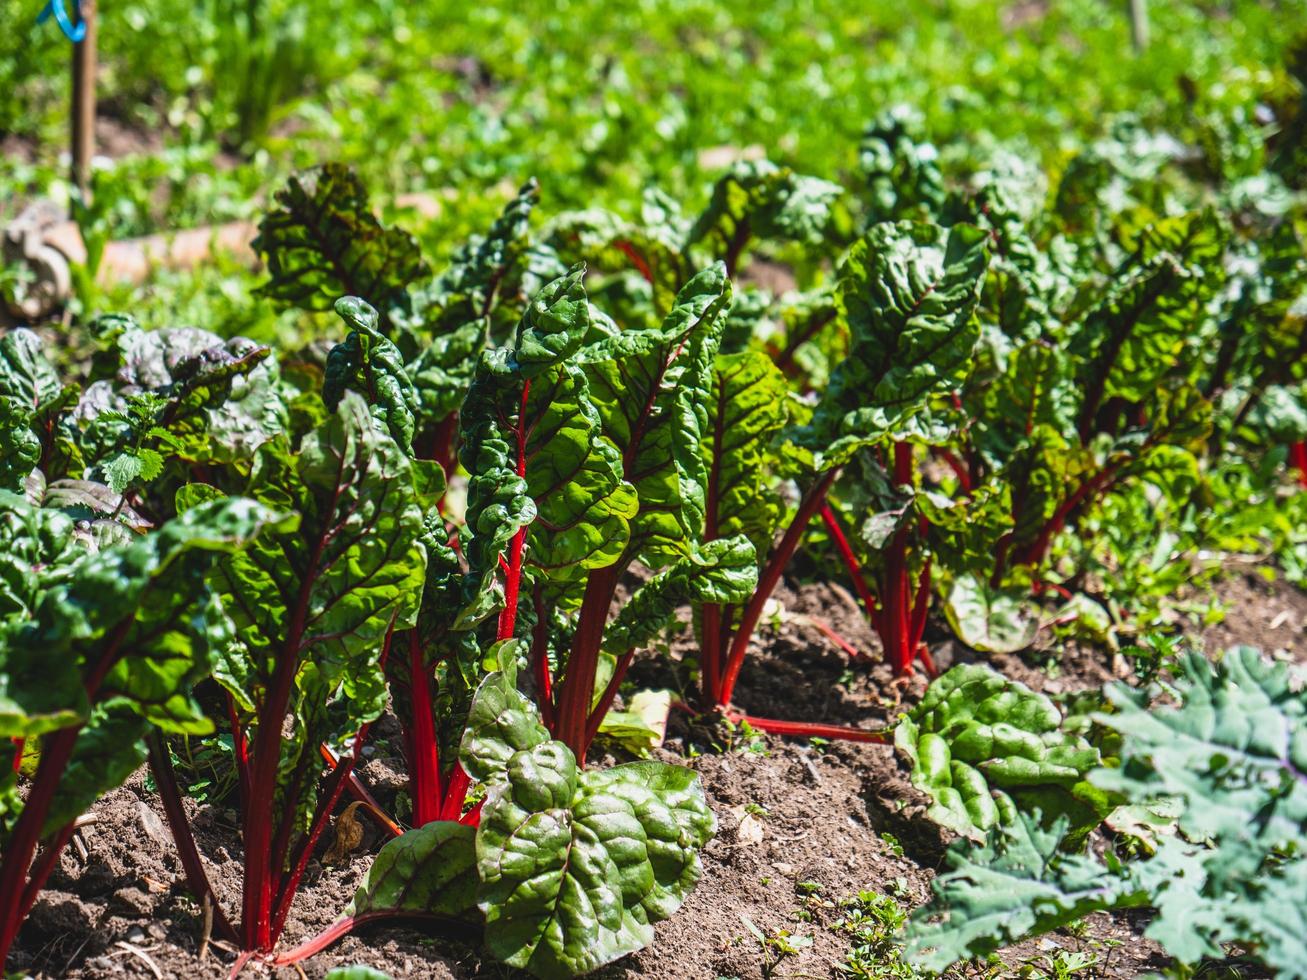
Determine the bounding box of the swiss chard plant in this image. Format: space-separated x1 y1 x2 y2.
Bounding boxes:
256 166 558 478
0 493 282 966
458 261 756 758
146 391 431 956
546 158 846 354
693 219 988 736
276 665 716 979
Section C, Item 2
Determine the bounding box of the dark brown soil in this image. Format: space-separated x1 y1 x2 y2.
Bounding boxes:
1202 567 1307 662
11 570 1302 979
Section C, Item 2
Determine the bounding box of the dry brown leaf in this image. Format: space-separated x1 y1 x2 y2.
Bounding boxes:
323 801 366 865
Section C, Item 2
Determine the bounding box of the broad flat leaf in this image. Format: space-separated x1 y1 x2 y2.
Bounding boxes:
254 163 427 320
596 689 672 757
604 537 758 654
580 265 733 565
325 296 421 448
457 672 715 979
904 812 1141 971
700 351 789 557
345 820 479 919
895 664 1106 841
942 574 1038 654
460 266 636 622
804 221 988 467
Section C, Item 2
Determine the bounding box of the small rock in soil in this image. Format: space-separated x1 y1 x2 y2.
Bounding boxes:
137 801 168 845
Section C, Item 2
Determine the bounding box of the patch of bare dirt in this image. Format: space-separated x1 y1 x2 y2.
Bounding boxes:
1202 569 1307 662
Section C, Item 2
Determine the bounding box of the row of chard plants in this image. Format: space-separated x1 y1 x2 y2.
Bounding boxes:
0 107 1304 977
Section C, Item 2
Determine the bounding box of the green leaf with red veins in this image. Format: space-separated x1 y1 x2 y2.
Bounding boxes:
579 264 733 567
699 351 789 558
604 537 758 655
1071 210 1225 407
803 221 988 469
253 163 428 322
213 391 427 751
688 160 844 266
459 266 636 623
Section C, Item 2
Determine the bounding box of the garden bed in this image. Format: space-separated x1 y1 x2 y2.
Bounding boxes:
14 574 1301 980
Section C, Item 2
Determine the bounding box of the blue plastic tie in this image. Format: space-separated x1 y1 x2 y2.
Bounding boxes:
36 0 87 42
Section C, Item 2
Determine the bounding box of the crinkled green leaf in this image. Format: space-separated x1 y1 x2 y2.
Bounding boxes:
254 163 427 320
904 811 1141 971
605 536 758 654
895 664 1106 842
700 351 789 557
581 264 733 564
688 159 843 263
858 105 946 223
0 495 282 768
804 221 988 468
0 396 40 492
0 490 84 628
1073 210 1225 407
345 819 479 919
973 341 1077 465
325 296 421 449
475 739 715 979
0 327 61 411
450 671 716 978
459 266 635 622
460 668 551 785
905 647 1307 978
79 318 286 465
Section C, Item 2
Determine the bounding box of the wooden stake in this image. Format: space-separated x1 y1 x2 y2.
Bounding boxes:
71 0 97 197
1128 0 1149 52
